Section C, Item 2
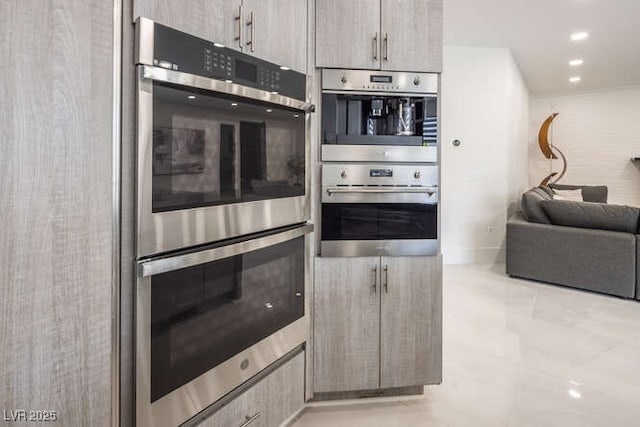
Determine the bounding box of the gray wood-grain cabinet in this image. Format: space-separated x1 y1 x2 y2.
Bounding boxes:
132 0 308 73
1 1 114 425
196 352 305 427
315 0 443 72
133 0 238 47
314 256 442 393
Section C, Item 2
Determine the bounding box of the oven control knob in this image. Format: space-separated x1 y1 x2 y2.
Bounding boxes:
341 75 348 84
414 77 421 86
341 170 347 179
414 171 422 179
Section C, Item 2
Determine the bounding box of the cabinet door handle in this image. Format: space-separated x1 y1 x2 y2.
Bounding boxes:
239 412 261 427
383 33 389 61
371 265 378 293
234 5 244 49
373 32 378 60
383 264 388 293
246 11 255 52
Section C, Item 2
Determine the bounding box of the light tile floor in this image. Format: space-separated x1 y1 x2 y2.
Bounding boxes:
292 263 640 427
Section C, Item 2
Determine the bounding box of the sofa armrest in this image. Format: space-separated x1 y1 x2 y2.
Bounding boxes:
507 214 636 298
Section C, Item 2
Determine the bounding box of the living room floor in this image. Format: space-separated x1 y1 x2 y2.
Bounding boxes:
292 264 640 427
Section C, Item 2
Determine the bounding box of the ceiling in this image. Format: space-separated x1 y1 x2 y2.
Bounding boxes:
443 0 640 94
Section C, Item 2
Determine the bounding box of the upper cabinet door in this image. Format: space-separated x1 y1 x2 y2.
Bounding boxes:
379 255 442 388
316 0 381 70
380 0 442 72
133 0 240 50
242 0 308 73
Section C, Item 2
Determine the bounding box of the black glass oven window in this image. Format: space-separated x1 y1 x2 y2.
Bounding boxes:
151 82 305 213
150 237 305 402
321 203 437 240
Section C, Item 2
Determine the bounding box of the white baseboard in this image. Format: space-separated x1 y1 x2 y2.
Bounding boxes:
442 247 505 265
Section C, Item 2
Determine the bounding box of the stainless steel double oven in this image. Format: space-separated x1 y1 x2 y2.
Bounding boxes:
320 69 440 257
134 18 313 427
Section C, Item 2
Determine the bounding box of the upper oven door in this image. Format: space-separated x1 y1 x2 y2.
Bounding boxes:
137 65 312 257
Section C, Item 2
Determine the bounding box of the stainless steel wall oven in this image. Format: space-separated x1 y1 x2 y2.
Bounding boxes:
321 164 438 257
136 18 313 258
136 224 312 427
134 18 313 427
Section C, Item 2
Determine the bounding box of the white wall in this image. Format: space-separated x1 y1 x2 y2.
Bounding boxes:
441 46 529 264
529 87 640 207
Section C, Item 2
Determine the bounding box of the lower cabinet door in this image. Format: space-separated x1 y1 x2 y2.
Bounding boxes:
314 257 381 393
380 255 442 388
197 351 304 427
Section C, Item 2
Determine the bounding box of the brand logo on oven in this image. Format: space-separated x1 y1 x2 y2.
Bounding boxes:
153 59 178 71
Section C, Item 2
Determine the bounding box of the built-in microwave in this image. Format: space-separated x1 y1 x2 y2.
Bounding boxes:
136 18 313 257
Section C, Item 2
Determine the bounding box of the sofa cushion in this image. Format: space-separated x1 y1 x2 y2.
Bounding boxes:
540 200 640 233
521 188 552 224
549 184 608 203
552 188 583 201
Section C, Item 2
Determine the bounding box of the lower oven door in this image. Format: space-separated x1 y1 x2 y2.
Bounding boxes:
136 224 312 427
321 187 438 256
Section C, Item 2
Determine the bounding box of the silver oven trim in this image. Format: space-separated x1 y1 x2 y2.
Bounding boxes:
322 187 438 204
139 223 313 276
136 66 311 257
141 65 314 112
322 144 437 163
136 225 313 427
321 240 438 257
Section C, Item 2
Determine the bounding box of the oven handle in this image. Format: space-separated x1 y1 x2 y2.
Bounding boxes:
325 187 438 196
139 224 314 277
139 64 314 112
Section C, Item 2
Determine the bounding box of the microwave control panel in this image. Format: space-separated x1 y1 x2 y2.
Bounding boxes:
145 21 306 101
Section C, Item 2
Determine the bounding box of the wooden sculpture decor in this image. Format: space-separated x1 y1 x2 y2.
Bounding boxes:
538 112 567 186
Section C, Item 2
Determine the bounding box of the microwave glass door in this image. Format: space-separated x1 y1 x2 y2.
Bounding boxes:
149 236 305 402
152 82 305 213
321 203 437 241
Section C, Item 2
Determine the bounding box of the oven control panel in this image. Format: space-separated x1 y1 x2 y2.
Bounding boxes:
322 163 438 188
140 19 306 101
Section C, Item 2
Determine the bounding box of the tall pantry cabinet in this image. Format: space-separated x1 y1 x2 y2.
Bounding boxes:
1 1 115 426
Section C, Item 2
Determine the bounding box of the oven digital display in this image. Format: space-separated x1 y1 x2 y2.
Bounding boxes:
236 59 257 82
370 169 393 177
370 75 393 83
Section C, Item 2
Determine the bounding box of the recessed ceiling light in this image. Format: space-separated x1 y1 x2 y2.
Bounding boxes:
293 114 300 118
570 32 589 41
266 109 273 113
225 79 233 84
231 102 238 106
271 91 279 94
569 76 581 83
280 66 290 71
187 95 196 99
569 59 584 67
213 42 225 48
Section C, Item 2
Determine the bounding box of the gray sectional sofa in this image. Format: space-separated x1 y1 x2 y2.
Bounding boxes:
506 185 640 300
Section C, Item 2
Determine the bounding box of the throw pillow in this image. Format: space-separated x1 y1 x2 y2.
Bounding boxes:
540 200 640 234
521 188 552 224
552 189 583 201
537 185 554 197
549 184 608 203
